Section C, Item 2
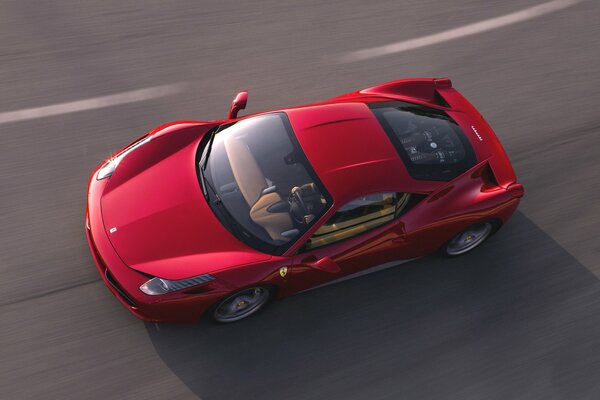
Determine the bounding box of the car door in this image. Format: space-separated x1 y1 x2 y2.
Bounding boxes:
289 192 415 293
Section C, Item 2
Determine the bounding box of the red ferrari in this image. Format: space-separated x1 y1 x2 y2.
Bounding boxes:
86 78 523 323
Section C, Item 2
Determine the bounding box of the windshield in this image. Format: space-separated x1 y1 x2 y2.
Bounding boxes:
199 113 331 255
370 101 476 181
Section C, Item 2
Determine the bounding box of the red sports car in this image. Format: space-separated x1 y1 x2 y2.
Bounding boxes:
86 78 523 323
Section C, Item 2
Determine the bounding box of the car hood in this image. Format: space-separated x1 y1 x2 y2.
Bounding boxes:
100 122 271 281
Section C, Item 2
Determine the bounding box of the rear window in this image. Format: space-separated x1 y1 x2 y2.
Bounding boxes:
370 101 476 181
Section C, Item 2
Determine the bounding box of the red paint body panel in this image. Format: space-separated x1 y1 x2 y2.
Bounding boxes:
100 123 270 281
286 103 440 204
360 77 444 107
86 78 523 323
87 175 235 323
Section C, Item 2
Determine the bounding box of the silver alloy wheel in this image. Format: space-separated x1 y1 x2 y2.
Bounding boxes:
213 287 270 323
445 222 493 256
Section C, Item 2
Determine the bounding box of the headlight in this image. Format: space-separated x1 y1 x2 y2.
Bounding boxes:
139 274 216 296
97 136 152 180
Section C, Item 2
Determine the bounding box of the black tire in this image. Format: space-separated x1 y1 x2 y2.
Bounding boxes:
210 286 272 323
440 220 500 257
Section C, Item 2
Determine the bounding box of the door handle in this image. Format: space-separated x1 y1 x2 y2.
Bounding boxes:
301 255 318 264
304 256 341 273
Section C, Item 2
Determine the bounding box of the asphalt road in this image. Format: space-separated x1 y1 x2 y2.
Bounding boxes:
2 1 600 399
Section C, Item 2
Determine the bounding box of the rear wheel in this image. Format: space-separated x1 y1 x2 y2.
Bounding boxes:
441 221 497 257
212 286 271 323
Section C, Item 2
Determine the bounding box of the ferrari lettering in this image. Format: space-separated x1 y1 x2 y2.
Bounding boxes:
471 125 484 141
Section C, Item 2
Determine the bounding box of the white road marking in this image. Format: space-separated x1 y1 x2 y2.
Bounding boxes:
0 83 185 125
340 0 582 62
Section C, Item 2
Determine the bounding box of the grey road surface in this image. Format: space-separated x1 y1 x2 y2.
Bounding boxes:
2 1 600 399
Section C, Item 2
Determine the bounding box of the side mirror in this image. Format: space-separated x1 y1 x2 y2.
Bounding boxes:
307 256 341 273
228 91 248 119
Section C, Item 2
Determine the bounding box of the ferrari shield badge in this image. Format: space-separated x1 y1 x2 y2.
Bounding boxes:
279 266 288 278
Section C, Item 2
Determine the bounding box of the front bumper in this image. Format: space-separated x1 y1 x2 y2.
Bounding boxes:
85 174 226 323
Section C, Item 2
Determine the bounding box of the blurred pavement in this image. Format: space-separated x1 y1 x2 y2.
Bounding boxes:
1 1 600 399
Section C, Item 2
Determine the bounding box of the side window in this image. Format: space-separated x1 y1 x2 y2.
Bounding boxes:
304 192 411 250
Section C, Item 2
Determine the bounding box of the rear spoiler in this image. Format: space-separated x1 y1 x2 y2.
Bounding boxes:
359 77 452 108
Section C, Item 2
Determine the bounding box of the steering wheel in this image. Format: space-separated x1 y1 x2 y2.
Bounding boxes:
289 187 309 222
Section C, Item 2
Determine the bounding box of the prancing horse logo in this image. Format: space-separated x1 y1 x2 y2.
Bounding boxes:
279 266 288 278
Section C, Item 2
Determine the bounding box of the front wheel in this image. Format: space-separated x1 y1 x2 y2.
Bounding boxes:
212 286 271 323
440 221 497 257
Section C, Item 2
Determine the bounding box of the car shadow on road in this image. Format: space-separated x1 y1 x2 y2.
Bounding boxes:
145 212 600 400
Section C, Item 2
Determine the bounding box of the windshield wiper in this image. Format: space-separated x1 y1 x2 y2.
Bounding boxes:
201 125 221 172
198 125 223 200
198 166 251 242
198 161 221 204
214 202 253 243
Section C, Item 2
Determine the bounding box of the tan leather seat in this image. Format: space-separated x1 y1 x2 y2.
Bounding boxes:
249 192 294 242
224 134 293 241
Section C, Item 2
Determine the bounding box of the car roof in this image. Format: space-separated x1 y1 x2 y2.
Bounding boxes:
284 101 440 204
